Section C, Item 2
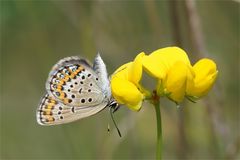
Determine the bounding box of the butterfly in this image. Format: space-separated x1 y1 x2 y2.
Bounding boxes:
36 54 121 136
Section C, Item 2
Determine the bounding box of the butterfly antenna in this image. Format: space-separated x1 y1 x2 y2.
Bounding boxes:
110 107 122 137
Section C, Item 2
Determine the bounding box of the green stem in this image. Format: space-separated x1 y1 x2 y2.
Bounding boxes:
154 99 162 160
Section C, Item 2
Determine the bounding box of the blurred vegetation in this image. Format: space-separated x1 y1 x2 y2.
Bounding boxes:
0 0 239 159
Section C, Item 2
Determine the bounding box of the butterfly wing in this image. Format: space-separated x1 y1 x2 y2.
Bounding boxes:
37 94 108 125
36 56 109 125
93 54 111 99
45 56 107 107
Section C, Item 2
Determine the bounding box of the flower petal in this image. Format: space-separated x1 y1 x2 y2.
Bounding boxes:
186 58 218 97
142 47 191 80
113 62 132 75
112 62 132 80
111 76 144 111
164 61 190 103
128 52 145 85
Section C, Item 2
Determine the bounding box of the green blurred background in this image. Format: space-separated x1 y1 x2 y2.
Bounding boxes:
1 0 239 159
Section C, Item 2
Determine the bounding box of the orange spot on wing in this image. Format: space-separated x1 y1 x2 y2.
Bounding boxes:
76 67 83 72
45 102 55 109
59 92 66 99
44 111 52 115
49 99 56 104
43 109 52 112
58 80 65 85
63 98 69 104
47 117 54 122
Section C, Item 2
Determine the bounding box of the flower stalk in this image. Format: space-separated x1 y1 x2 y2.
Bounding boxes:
152 91 162 160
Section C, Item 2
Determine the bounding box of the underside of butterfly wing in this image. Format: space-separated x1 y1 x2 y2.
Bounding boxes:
37 55 111 125
37 94 108 125
45 56 107 108
93 54 111 99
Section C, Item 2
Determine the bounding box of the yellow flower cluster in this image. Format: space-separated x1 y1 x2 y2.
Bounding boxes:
111 47 218 111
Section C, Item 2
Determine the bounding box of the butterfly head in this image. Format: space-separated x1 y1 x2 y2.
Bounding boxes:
107 98 120 115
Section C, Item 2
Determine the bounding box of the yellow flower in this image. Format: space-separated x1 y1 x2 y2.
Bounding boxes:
111 52 145 111
111 46 218 109
186 58 218 98
142 47 194 103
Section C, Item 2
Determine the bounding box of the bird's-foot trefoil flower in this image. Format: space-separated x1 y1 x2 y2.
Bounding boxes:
111 47 218 107
110 46 218 160
110 52 148 111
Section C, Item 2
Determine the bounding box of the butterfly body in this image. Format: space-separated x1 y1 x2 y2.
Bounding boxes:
37 54 115 126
